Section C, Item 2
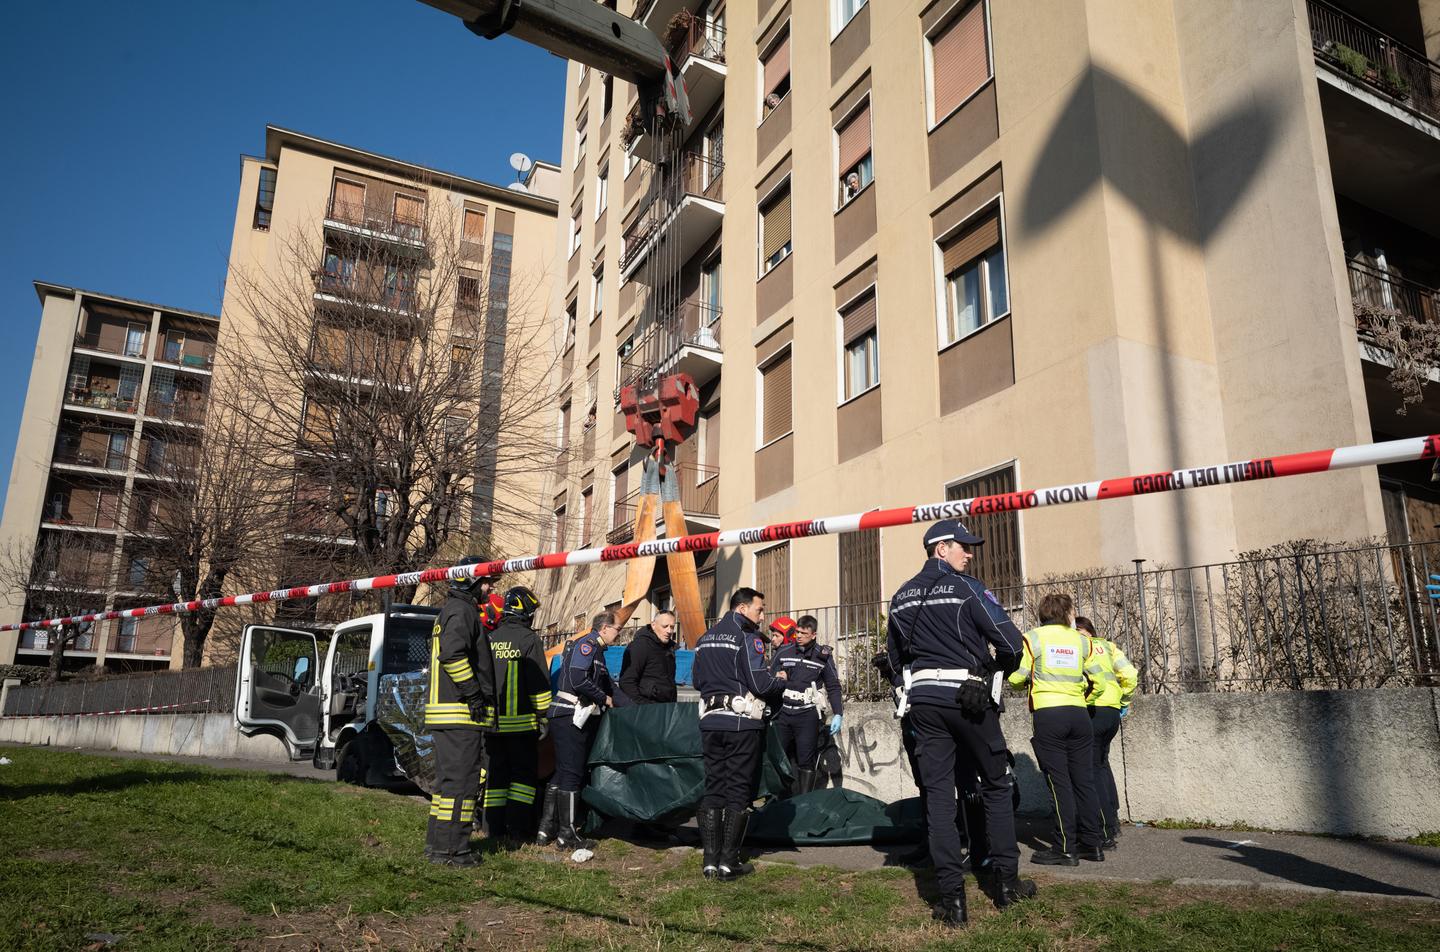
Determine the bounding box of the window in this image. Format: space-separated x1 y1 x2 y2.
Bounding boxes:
939 208 1008 346
458 273 482 306
754 542 791 617
321 247 356 290
928 0 991 125
840 290 879 400
703 117 725 186
564 300 578 351
759 348 793 445
575 126 588 166
450 343 473 376
834 0 867 34
839 528 884 638
760 27 791 116
759 182 792 273
624 142 639 177
393 193 424 237
581 485 594 544
836 99 874 206
124 324 145 358
558 400 572 451
946 464 1022 598
254 167 277 230
578 63 589 86
163 332 184 363
595 165 609 219
107 432 129 470
701 256 722 325
462 207 486 256
331 178 365 223
611 461 629 528
129 556 149 590
602 74 614 115
444 415 468 449
118 366 142 404
591 264 605 322
553 504 568 550
568 206 582 256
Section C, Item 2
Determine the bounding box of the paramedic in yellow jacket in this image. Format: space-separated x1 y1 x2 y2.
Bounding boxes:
1008 592 1107 866
1076 616 1137 847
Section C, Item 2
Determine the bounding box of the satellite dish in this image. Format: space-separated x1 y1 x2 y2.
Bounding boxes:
509 152 534 175
507 182 530 193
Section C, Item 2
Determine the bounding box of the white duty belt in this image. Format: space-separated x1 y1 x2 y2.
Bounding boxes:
554 691 581 706
781 689 811 703
909 668 972 684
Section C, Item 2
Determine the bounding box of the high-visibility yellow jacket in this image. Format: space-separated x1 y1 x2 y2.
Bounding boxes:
1008 624 1104 710
1085 637 1138 709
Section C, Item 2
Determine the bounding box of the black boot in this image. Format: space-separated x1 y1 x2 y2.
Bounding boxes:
717 807 754 880
1030 848 1079 866
795 768 817 794
698 805 723 879
535 785 560 846
485 804 510 846
556 790 597 851
992 872 1037 909
932 893 967 928
430 820 480 867
1077 845 1106 862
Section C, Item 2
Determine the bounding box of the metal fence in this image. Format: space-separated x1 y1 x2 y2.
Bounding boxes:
1 663 237 718
822 540 1440 701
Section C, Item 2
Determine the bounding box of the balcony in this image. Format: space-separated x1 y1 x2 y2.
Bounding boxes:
1308 0 1440 129
154 336 215 373
625 15 727 158
65 387 138 416
312 268 419 316
144 391 206 426
606 462 720 544
1350 259 1440 328
620 152 724 281
616 299 723 399
107 616 174 657
323 199 426 252
52 444 129 474
74 330 147 363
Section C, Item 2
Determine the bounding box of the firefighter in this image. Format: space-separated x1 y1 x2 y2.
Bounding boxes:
1075 615 1137 847
483 587 552 846
1009 593 1107 866
770 614 843 794
767 615 798 657
423 556 498 867
887 520 1036 925
541 610 620 850
693 588 788 880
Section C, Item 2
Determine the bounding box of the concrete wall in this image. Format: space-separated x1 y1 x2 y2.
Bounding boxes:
835 687 1440 839
0 712 291 764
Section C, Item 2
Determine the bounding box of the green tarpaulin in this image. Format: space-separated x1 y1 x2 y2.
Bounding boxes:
582 702 793 824
747 789 925 846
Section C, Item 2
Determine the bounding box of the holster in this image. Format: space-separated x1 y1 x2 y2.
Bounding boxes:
955 677 991 718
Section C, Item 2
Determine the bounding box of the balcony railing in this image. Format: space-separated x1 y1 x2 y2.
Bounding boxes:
1308 0 1440 125
619 151 724 274
1348 259 1440 334
74 332 147 360
325 199 426 244
615 299 723 397
145 394 206 424
65 389 138 414
313 269 419 313
669 16 725 68
53 445 129 472
608 463 720 541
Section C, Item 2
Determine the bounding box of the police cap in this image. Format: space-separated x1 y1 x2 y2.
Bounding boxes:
922 519 984 548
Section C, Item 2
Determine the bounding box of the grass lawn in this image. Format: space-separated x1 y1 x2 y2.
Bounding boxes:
2 748 1437 951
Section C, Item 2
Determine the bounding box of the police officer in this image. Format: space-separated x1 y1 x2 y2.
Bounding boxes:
1075 616 1137 848
770 614 843 795
483 587 552 846
541 610 620 850
693 587 788 880
887 520 1036 926
1008 593 1106 866
423 555 498 867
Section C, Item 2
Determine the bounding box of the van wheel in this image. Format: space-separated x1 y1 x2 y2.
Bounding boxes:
337 738 369 786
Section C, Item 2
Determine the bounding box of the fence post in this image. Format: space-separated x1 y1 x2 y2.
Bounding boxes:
146 672 155 715
1133 559 1149 693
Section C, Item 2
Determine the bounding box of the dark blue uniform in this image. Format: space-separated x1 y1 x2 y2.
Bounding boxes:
549 629 613 791
770 641 843 788
887 558 1025 900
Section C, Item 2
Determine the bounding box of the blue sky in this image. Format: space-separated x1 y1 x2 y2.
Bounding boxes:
0 0 565 520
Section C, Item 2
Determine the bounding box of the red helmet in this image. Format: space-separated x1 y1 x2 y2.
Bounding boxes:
480 593 505 631
769 616 798 644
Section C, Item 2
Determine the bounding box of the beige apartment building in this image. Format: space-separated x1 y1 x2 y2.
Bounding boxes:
532 0 1440 637
215 127 561 625
0 284 220 671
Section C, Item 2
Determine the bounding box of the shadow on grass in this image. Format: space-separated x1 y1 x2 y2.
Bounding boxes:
1182 836 1432 897
0 768 221 800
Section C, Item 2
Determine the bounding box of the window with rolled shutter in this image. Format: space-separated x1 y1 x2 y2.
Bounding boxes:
331 179 365 221
761 350 793 444
754 543 790 617
760 184 792 271
942 212 1000 275
837 101 872 176
930 1 990 123
463 208 486 241
762 29 791 100
945 465 1022 600
840 291 879 398
394 193 424 225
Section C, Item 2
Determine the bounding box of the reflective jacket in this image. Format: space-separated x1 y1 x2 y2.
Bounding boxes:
425 592 497 730
693 610 785 732
886 559 1025 709
487 618 553 733
550 629 613 716
770 641 843 716
1085 638 1138 709
1007 624 1105 711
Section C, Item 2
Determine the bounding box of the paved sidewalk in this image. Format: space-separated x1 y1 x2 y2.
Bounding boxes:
8 741 1438 900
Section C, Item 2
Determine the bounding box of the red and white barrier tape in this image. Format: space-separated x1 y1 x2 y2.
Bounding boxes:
5 433 1437 634
8 700 215 719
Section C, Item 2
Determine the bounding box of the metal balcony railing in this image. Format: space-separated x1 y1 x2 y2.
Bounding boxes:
608 463 720 539
1348 259 1440 332
326 199 426 244
52 445 129 472
670 16 726 68
1308 0 1440 125
145 393 206 424
615 299 723 398
74 332 147 359
619 151 724 273
65 389 138 414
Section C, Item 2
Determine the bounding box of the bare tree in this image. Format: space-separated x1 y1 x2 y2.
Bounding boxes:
0 534 110 680
223 176 560 607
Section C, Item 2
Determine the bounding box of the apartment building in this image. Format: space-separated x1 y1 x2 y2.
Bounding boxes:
0 284 220 671
216 127 561 623
532 0 1440 637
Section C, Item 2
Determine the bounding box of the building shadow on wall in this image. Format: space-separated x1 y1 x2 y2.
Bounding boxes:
1182 835 1432 896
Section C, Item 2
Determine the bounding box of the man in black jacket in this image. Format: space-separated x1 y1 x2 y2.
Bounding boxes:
618 611 678 705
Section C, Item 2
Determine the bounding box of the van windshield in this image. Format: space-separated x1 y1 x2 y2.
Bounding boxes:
382 614 436 675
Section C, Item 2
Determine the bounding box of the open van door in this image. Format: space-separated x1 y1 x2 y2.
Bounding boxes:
234 625 322 759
